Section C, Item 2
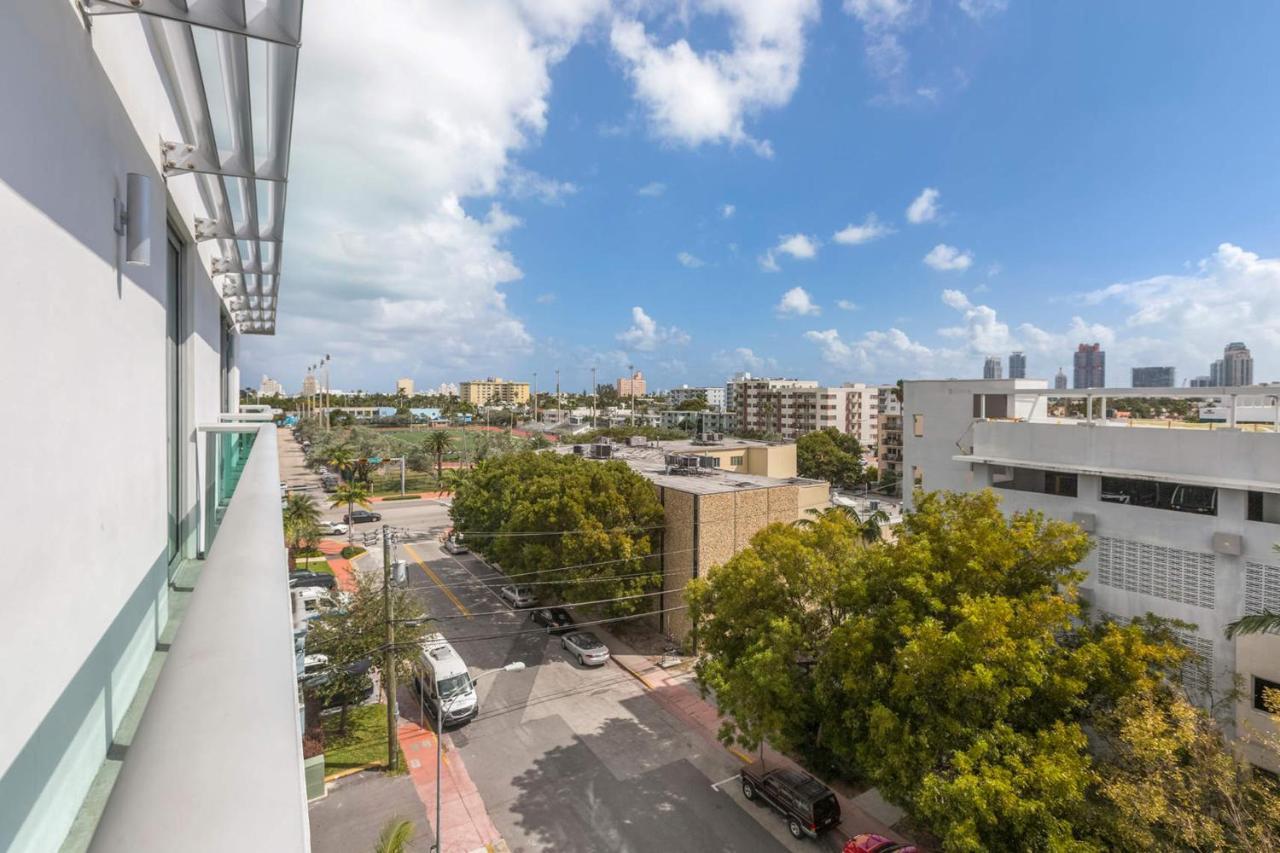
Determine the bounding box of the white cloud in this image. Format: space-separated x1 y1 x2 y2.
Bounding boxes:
906 187 940 224
536 292 557 304
804 327 935 374
841 0 924 99
837 299 858 311
958 0 1010 20
505 166 578 204
842 0 915 29
833 213 893 245
759 233 819 271
924 243 973 271
677 251 705 268
242 2 609 387
637 181 667 196
616 306 691 351
713 347 777 374
776 286 821 317
721 203 736 218
609 1 820 156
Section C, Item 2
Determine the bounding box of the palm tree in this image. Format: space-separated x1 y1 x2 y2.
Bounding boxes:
330 481 372 546
1226 542 1280 639
426 430 453 485
282 493 322 570
374 818 415 853
326 444 356 481
798 504 890 544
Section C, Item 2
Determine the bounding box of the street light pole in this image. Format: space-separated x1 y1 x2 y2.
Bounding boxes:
382 524 398 771
431 662 525 853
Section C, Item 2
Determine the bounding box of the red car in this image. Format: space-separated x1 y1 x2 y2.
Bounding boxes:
844 834 918 853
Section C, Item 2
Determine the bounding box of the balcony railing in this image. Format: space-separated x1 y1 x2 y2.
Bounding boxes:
89 423 308 852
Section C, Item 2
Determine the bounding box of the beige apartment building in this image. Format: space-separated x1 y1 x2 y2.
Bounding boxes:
877 386 903 492
459 377 530 406
395 377 414 396
563 438 829 639
617 370 646 397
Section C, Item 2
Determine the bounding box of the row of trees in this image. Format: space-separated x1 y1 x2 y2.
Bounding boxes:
449 452 665 614
687 491 1280 851
796 427 874 490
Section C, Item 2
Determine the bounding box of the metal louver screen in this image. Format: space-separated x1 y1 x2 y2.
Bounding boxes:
1245 561 1280 616
1095 536 1216 609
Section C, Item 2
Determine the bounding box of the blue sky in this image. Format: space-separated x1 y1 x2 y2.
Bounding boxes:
243 1 1280 395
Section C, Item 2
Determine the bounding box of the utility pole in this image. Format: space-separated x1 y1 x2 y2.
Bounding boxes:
555 369 561 426
382 524 398 772
532 372 538 425
590 367 597 426
323 353 331 431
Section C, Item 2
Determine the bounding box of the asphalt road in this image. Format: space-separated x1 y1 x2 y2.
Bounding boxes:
362 498 808 853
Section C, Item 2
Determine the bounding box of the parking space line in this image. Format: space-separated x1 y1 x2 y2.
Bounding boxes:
710 773 740 791
403 543 472 618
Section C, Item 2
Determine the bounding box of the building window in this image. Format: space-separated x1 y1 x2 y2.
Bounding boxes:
1254 676 1280 713
730 455 744 466
912 466 923 487
913 414 924 437
1248 491 1280 524
991 466 1078 497
1100 477 1217 515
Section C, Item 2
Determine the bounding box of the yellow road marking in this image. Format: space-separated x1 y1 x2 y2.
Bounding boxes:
729 748 753 764
403 543 471 618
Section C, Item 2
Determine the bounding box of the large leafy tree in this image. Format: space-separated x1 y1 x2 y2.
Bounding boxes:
796 427 865 489
688 490 1190 851
450 452 665 614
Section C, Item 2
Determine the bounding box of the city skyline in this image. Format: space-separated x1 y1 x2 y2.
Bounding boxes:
239 2 1280 393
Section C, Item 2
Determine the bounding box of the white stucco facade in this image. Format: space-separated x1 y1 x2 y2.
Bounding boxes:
0 3 243 848
902 379 1280 770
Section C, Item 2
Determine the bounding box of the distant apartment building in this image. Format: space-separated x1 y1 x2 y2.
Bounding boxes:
843 383 883 451
876 389 904 492
301 373 319 396
1073 343 1106 388
459 377 530 406
560 439 828 638
1210 359 1226 386
1131 366 1176 388
983 356 1003 380
616 370 647 398
1055 368 1068 390
1008 351 1027 379
668 384 726 411
395 377 415 396
258 375 285 397
1190 376 1214 388
659 410 738 434
1 2 309 848
725 377 841 439
901 378 1280 774
1223 341 1254 386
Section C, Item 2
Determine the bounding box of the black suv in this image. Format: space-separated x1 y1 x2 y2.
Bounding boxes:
344 509 382 524
740 763 841 840
530 607 575 634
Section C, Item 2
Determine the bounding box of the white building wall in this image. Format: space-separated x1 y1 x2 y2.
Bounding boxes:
903 379 1280 712
0 4 232 849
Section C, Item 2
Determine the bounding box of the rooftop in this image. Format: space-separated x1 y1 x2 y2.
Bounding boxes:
557 441 825 495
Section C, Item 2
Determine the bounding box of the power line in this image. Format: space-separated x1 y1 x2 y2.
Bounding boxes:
431 585 689 620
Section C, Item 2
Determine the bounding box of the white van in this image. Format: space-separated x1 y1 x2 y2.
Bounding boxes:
294 588 349 622
416 634 478 726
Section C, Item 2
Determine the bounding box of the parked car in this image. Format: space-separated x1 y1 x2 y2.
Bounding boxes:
531 606 574 634
443 535 468 555
320 520 349 535
288 570 336 591
499 584 537 608
344 509 382 524
844 835 918 853
561 631 610 666
740 763 841 841
416 634 478 726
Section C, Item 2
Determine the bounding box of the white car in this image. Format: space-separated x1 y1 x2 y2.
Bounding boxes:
499 584 536 608
561 631 610 667
443 536 468 555
320 520 349 535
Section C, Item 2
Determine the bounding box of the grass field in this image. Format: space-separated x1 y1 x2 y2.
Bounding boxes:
322 703 406 775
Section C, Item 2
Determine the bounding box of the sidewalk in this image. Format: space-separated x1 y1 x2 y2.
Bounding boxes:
395 705 506 853
315 539 359 592
595 626 913 848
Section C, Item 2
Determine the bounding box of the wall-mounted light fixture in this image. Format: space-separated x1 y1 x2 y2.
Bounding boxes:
114 172 151 266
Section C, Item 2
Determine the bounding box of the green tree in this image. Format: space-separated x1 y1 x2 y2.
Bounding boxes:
330 481 372 546
689 490 1190 851
675 395 708 411
305 572 430 737
374 818 415 853
425 430 454 484
799 504 889 543
282 493 322 570
449 452 665 613
326 444 356 480
796 427 864 488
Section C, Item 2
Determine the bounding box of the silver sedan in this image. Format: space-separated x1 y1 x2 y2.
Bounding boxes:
561 631 610 666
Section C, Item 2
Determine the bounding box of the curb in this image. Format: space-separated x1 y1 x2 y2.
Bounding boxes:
323 761 384 783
